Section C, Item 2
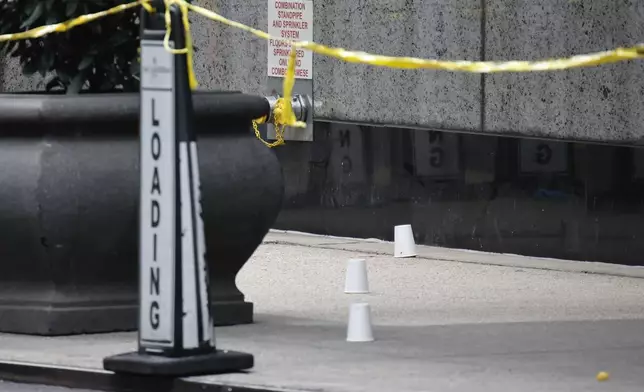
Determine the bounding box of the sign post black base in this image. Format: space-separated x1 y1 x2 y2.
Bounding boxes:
104 350 253 377
103 2 253 378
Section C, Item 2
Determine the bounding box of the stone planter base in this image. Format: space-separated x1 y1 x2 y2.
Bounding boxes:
0 92 283 335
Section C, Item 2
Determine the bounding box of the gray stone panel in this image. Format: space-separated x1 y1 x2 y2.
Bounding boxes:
5 0 644 144
192 0 268 94
192 0 482 131
485 0 644 143
1 58 44 92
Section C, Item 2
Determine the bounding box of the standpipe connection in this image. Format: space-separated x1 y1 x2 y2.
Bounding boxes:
265 94 311 125
253 94 312 148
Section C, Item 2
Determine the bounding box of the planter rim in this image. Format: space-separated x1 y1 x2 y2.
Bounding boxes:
0 91 269 126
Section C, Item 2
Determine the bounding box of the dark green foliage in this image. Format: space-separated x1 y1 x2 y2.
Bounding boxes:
0 0 142 93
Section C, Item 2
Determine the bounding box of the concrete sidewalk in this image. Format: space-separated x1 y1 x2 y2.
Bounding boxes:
2 232 644 391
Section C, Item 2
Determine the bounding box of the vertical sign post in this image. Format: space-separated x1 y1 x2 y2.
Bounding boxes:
103 1 254 376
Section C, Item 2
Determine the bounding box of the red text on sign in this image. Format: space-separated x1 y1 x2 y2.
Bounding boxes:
270 67 309 78
275 1 306 10
281 30 299 39
268 0 312 79
272 48 305 57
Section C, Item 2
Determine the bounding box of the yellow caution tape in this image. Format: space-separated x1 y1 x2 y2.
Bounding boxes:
162 0 198 90
185 1 644 133
3 0 644 146
0 1 148 42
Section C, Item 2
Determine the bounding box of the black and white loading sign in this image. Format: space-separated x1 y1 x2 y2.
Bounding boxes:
103 2 253 377
138 39 214 352
139 39 178 350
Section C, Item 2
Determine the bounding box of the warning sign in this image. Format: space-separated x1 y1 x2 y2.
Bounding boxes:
267 0 313 80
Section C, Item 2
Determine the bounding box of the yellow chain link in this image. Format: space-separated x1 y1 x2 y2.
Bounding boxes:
252 98 288 148
253 118 285 148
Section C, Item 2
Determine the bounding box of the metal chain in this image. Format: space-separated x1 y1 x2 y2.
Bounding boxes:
253 116 285 148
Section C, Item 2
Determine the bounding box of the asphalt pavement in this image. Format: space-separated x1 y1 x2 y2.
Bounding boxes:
1 232 644 391
0 381 94 392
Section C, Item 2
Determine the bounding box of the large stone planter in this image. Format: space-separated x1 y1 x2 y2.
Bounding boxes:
0 91 283 335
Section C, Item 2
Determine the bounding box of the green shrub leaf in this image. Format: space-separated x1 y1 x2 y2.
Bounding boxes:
65 1 79 17
20 2 44 29
78 55 94 71
3 0 142 93
67 71 87 94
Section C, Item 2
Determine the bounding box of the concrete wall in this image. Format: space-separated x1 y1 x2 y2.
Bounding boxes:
192 0 482 132
191 0 644 144
484 0 644 143
4 0 644 144
1 57 44 92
